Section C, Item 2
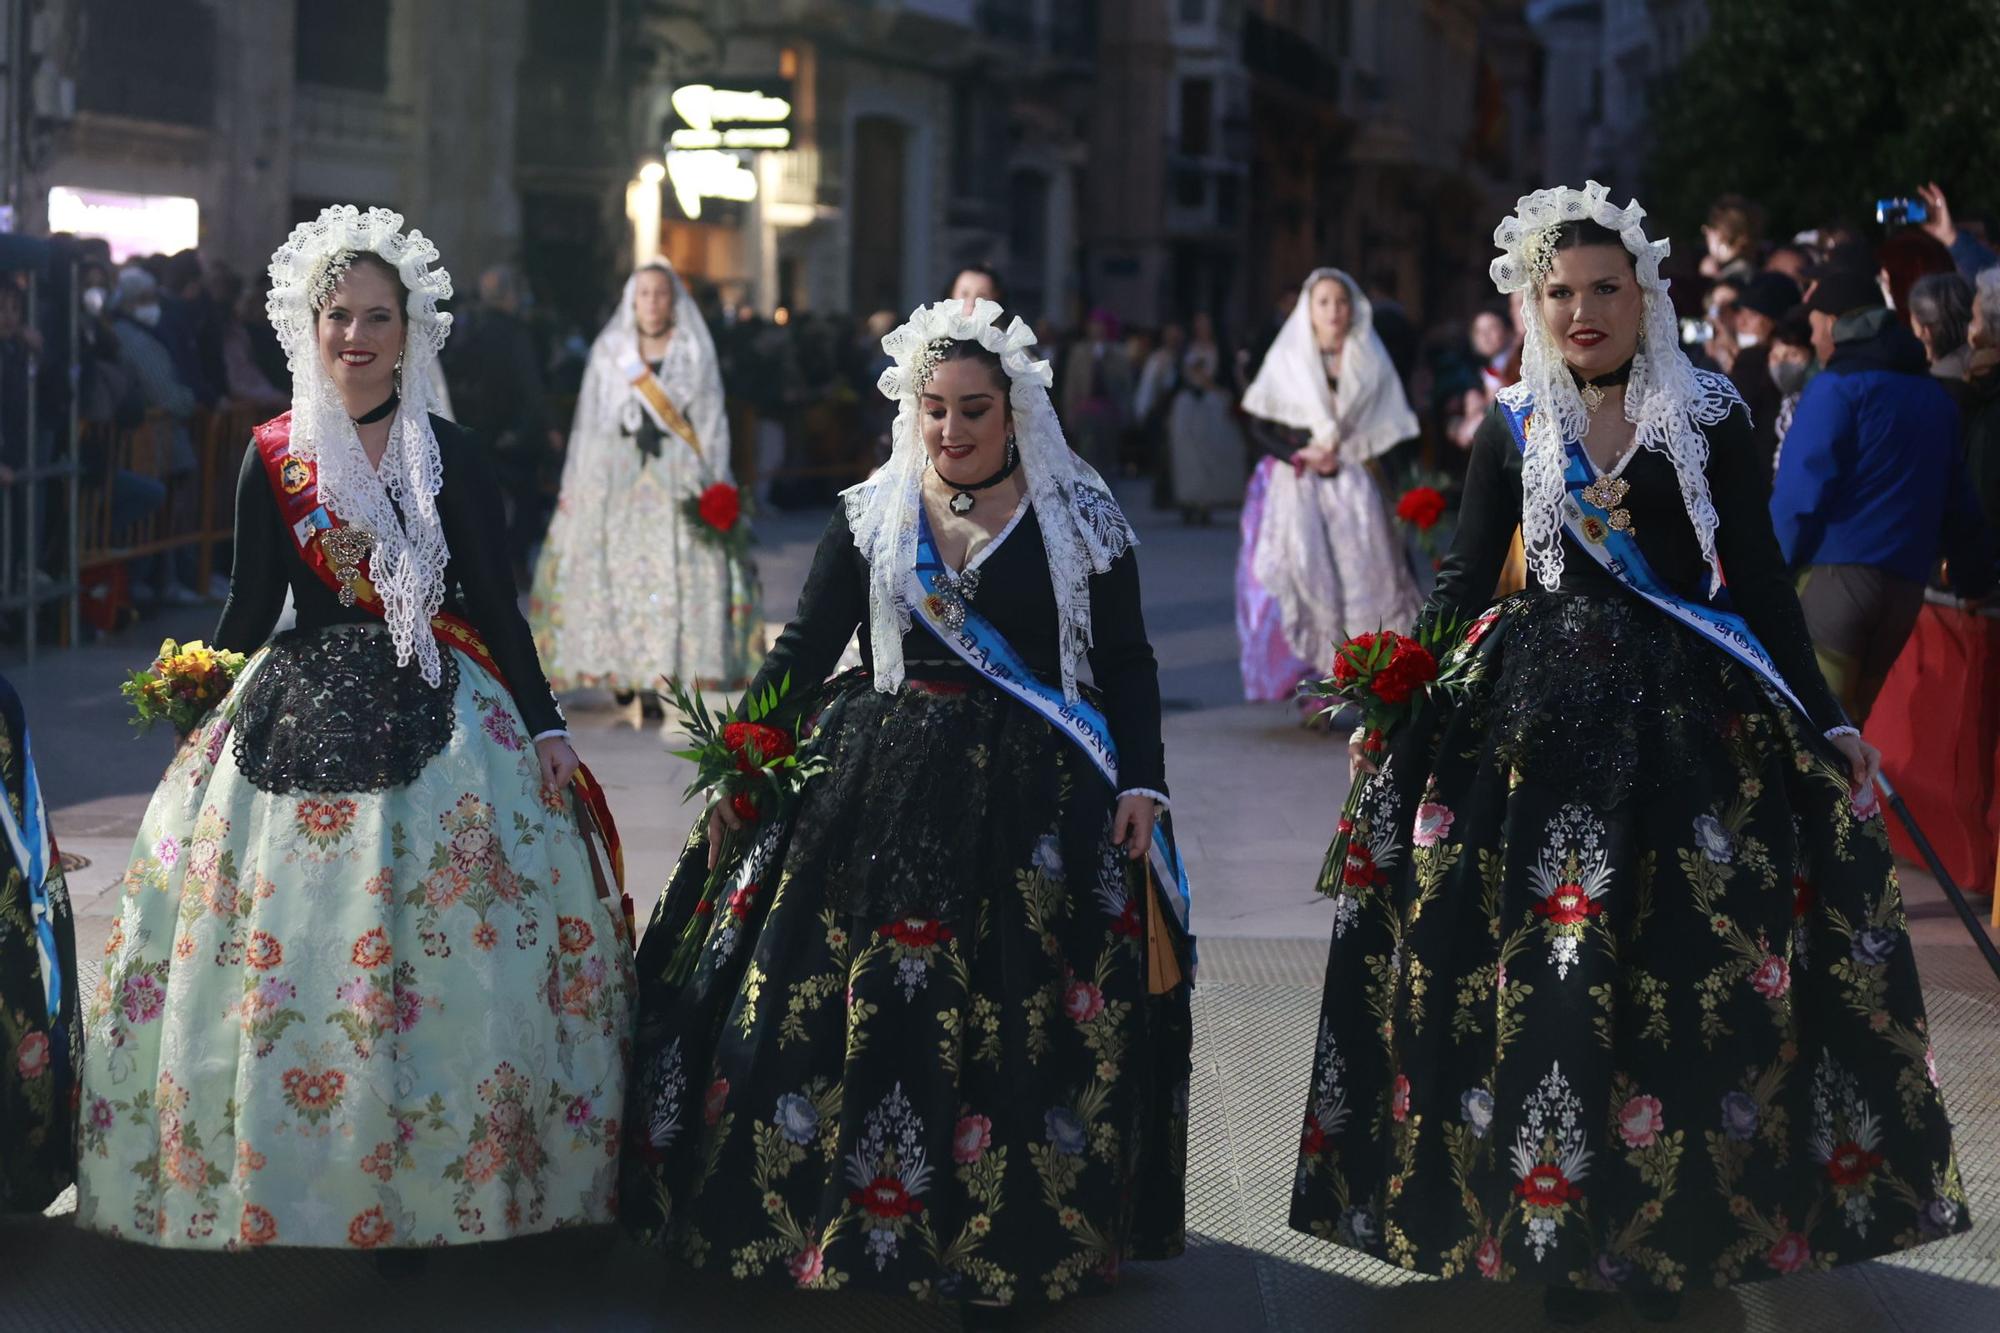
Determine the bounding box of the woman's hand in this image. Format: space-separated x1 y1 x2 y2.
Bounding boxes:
1347 728 1379 782
536 735 580 797
1830 731 1883 811
706 791 748 870
1111 794 1158 862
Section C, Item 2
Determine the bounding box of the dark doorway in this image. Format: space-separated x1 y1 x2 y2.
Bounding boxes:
851 117 907 315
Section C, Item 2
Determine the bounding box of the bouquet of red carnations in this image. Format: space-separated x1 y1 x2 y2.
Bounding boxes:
660 672 826 982
682 482 754 558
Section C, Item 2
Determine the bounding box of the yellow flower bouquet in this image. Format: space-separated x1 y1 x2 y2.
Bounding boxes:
121 638 247 737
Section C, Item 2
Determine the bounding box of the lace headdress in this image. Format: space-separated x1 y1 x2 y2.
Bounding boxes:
1240 267 1416 461
267 205 455 685
1489 180 1742 591
846 298 1138 700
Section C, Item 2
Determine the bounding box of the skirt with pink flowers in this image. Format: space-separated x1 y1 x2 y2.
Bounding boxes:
620 672 1191 1310
1291 590 1970 1291
75 628 634 1250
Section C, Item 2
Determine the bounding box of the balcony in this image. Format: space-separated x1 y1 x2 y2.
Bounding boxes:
74 0 214 128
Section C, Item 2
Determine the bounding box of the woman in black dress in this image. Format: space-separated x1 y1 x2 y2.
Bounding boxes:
1291 184 1969 1322
622 298 1192 1316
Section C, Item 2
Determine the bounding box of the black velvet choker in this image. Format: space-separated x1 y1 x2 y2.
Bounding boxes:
352 392 400 425
938 445 1020 516
1574 358 1635 390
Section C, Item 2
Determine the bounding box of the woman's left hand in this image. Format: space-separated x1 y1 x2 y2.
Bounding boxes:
1111 794 1159 862
1830 731 1882 807
536 735 581 797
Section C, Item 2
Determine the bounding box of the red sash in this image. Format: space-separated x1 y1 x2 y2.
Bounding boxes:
251 413 632 939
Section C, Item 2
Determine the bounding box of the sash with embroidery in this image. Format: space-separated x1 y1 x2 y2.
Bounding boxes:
907 510 1194 964
615 348 704 462
0 697 62 1023
1499 398 1815 723
250 414 632 930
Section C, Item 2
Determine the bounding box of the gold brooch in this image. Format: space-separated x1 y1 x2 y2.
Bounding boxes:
1580 475 1635 536
318 525 375 607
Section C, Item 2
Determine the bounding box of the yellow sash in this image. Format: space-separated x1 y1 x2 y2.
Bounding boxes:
619 350 703 462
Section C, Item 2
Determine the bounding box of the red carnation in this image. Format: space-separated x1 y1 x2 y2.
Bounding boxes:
1369 638 1438 707
729 790 761 824
1395 486 1446 531
722 721 794 771
698 482 742 532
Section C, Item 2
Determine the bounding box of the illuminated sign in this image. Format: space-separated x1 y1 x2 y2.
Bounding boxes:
47 186 199 260
665 150 758 221
666 82 793 151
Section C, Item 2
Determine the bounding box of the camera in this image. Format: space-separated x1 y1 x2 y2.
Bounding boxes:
1875 196 1931 227
1679 317 1714 345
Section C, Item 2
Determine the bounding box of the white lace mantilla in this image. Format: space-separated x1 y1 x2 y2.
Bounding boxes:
1490 181 1744 592
846 298 1137 701
267 205 455 686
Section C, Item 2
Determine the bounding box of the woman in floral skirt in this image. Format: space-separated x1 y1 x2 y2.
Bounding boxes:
75 207 633 1255
1291 183 1969 1323
621 298 1193 1319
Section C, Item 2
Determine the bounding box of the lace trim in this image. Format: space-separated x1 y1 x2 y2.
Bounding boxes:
267 205 456 686
1490 182 1743 596
846 299 1137 702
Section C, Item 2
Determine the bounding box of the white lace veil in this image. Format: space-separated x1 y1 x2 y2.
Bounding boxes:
845 298 1138 701
571 262 730 477
266 205 455 685
1240 267 1417 461
1489 181 1744 592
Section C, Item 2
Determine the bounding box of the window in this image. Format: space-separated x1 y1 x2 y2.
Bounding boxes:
295 0 391 93
1179 78 1213 157
76 0 214 126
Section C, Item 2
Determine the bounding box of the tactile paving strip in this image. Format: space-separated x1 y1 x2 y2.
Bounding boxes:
9 945 1995 1332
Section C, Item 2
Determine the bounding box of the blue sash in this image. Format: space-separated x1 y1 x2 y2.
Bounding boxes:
1500 399 1814 722
0 714 62 1021
910 512 1193 935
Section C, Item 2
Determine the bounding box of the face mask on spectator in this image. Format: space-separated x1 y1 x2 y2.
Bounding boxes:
1737 331 1761 349
82 286 107 316
130 302 162 328
1769 357 1809 396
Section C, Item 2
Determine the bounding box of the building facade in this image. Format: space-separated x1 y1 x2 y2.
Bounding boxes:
1526 0 1709 193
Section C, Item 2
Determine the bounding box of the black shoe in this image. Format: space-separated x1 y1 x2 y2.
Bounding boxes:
374 1249 429 1281
613 689 636 706
1543 1287 1611 1325
1629 1290 1683 1323
641 693 667 721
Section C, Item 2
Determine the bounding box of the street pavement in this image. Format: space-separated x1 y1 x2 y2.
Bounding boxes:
4 486 1997 1331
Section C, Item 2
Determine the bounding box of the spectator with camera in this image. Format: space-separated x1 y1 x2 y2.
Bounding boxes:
1915 183 2000 279
1772 268 1974 721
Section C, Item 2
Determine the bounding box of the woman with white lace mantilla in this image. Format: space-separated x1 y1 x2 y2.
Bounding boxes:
531 261 763 721
621 299 1193 1319
1237 268 1423 708
1292 185 1969 1323
76 208 634 1257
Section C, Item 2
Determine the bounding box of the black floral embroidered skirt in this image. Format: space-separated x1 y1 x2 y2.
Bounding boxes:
621 672 1192 1308
1291 592 1970 1292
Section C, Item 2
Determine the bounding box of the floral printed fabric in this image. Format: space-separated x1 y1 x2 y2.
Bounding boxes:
622 681 1191 1308
1 677 81 1212
76 637 634 1249
1293 592 1970 1291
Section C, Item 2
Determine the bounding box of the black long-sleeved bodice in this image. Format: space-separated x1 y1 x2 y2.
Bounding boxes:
1434 402 1846 734
751 502 1169 796
213 414 566 737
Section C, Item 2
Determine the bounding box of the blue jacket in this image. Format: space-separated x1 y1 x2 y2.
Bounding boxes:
1770 314 1961 582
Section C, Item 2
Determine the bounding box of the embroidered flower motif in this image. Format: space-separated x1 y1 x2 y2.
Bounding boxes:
788 1245 825 1286
1031 835 1064 876
296 798 359 847
152 836 181 868
1692 814 1734 864
1822 1140 1885 1187
1410 802 1455 848
121 973 166 1024
482 706 524 751
1765 1231 1811 1274
1514 1163 1582 1207
239 1205 278 1246
471 921 498 951
1474 1234 1504 1279
1461 1088 1495 1137
1849 926 1899 968
15 1031 50 1080
1044 1107 1087 1157
1339 1206 1378 1247
1390 1074 1412 1123
556 915 595 956
704 1078 730 1126
245 931 283 971
1064 979 1105 1025
346 1206 394 1249
1299 1113 1328 1156
775 1093 820 1146
1617 1095 1664 1149
351 928 392 969
1750 955 1790 999
1720 1091 1761 1142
